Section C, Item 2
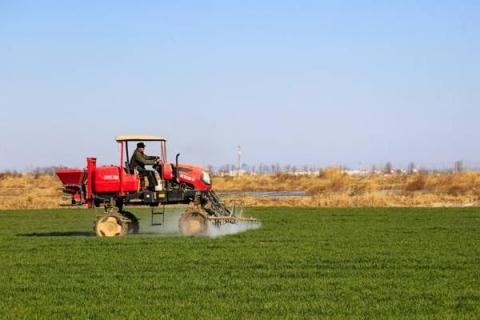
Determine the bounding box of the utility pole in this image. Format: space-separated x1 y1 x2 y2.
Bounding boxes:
237 146 241 176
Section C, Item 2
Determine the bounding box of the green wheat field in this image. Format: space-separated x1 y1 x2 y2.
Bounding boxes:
0 207 479 319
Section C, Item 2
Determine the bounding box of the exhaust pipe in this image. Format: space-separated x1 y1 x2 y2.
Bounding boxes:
175 153 180 181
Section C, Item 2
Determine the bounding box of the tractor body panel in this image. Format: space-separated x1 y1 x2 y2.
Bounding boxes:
176 164 211 191
93 166 140 193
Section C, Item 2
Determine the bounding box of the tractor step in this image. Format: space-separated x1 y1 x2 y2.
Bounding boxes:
151 206 165 226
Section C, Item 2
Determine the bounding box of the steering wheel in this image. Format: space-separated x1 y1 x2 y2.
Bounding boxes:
152 158 161 171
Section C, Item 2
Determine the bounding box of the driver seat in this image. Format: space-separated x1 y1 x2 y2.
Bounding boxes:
124 162 132 174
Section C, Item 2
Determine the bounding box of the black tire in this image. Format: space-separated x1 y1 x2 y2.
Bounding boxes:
121 211 140 234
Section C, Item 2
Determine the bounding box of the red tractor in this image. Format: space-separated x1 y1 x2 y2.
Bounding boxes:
56 135 253 237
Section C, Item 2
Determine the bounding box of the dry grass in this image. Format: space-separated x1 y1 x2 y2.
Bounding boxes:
1 168 480 209
0 173 64 209
222 194 480 208
216 168 480 208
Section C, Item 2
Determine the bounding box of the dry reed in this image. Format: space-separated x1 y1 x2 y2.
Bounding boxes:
1 168 479 209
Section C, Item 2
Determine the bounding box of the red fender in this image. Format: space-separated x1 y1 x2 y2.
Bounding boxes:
162 163 174 180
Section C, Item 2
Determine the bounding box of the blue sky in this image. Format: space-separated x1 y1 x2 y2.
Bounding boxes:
0 1 478 170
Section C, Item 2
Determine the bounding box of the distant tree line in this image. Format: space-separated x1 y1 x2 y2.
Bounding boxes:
0 161 478 176
209 160 478 176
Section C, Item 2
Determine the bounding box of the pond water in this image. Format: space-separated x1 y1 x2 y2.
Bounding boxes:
218 191 308 198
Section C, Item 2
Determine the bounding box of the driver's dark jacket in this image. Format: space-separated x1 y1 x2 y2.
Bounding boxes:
130 149 157 171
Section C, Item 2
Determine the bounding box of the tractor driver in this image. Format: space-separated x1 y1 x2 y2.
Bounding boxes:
130 142 160 191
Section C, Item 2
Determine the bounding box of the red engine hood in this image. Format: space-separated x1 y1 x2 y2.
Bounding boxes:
176 163 211 191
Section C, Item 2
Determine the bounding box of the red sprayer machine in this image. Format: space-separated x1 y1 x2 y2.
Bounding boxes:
56 135 255 237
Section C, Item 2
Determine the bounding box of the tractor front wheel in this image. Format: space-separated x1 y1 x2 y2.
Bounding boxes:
179 209 207 236
95 213 128 237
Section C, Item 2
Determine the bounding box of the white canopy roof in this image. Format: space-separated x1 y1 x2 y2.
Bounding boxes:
115 135 167 142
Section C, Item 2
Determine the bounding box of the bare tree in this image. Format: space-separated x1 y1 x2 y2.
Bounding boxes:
407 162 416 175
454 161 464 173
384 162 393 174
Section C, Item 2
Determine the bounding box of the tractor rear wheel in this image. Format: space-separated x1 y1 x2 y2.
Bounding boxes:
179 210 207 236
95 213 128 237
121 211 140 234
